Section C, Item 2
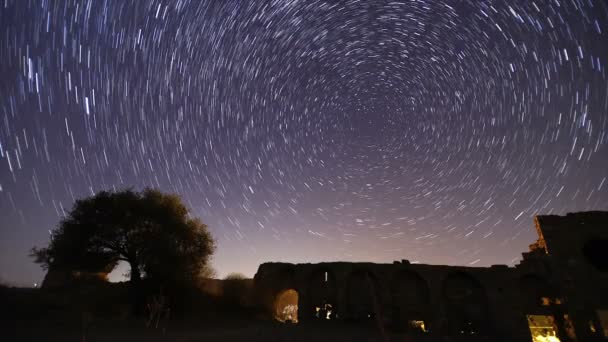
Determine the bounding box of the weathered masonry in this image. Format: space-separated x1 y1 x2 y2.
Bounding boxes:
253 211 608 341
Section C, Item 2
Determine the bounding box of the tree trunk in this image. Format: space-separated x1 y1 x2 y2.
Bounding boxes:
128 260 144 315
130 262 141 283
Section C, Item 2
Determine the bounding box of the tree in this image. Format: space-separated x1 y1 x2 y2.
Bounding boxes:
31 189 215 287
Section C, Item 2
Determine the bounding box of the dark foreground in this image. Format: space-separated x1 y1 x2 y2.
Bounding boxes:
7 318 505 342
2 285 508 342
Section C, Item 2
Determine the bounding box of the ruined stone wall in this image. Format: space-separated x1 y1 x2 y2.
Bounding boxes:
531 211 608 341
254 260 531 339
254 211 608 341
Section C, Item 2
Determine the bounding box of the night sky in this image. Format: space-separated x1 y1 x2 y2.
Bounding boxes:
1 0 607 286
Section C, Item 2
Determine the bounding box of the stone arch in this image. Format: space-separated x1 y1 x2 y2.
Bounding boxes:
346 269 382 320
307 267 338 320
274 265 297 289
261 265 299 320
274 288 299 323
390 270 430 329
442 271 489 336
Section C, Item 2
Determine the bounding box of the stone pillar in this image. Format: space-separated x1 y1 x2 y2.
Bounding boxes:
428 279 446 335
296 285 308 323
335 270 350 320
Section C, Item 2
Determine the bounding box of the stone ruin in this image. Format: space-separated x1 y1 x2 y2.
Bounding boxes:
253 211 608 341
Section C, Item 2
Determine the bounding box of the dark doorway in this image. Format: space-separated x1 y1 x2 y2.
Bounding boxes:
391 270 430 332
442 272 489 335
347 270 382 320
308 269 337 320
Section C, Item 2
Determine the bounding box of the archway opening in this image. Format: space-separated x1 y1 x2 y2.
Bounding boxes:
309 269 337 320
527 315 562 342
274 289 299 323
442 272 488 336
391 270 430 332
347 270 381 320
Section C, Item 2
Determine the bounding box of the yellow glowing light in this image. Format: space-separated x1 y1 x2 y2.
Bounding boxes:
527 315 561 342
409 320 428 332
275 289 298 323
315 304 333 319
531 334 561 342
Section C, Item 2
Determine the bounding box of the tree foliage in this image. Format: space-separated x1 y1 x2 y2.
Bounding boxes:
31 189 215 286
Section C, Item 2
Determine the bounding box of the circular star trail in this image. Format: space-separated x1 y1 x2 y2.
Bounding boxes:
1 0 607 284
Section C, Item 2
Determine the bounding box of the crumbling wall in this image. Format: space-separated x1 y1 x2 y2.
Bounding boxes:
253 260 527 338
254 211 608 341
530 211 608 341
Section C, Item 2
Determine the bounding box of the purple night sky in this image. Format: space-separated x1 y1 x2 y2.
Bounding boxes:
1 0 607 285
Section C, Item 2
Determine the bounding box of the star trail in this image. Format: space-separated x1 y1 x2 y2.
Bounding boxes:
1 0 607 285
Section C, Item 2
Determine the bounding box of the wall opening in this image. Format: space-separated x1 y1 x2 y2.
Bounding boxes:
527 315 561 342
309 269 337 320
391 270 430 331
347 270 381 320
315 303 334 320
442 272 489 335
408 320 428 332
274 289 299 323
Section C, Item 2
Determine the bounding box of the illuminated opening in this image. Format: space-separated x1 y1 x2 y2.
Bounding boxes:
408 320 428 332
315 303 334 319
589 320 597 333
527 315 561 342
274 289 299 323
309 269 337 320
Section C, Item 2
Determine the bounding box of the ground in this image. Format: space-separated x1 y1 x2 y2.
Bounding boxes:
0 283 508 342
6 317 501 342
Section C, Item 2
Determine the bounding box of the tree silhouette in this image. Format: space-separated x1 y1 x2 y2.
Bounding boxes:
31 189 215 287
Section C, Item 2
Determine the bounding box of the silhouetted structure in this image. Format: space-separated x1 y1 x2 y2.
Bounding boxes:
254 211 608 341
